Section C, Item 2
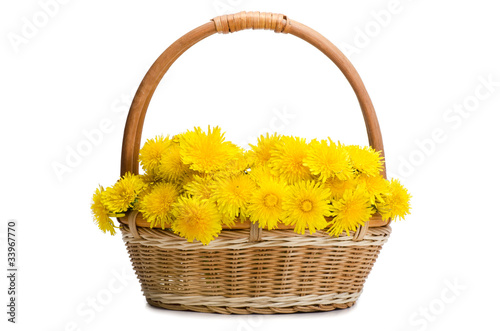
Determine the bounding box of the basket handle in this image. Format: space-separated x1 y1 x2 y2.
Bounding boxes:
120 11 387 240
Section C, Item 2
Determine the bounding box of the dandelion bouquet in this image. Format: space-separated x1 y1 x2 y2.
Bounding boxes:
92 126 411 245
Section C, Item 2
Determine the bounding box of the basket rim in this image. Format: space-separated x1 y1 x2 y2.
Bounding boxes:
118 211 388 230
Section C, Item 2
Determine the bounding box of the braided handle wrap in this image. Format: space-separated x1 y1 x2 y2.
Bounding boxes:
212 11 291 34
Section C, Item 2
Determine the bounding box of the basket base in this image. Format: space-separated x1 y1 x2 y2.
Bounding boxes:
146 298 356 314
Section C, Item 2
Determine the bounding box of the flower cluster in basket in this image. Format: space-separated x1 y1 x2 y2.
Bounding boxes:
91 126 411 245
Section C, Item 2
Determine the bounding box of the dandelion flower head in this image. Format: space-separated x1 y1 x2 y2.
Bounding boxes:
283 180 331 235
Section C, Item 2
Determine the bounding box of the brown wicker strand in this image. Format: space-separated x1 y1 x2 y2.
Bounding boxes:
127 210 141 239
248 223 262 242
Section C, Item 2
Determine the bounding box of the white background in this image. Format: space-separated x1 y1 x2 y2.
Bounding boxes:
1 0 499 330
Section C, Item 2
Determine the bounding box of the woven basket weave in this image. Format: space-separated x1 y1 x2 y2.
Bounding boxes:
118 11 392 314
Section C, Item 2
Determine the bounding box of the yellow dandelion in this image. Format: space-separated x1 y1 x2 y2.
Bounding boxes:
282 181 331 235
139 172 157 186
211 173 256 219
219 212 237 227
248 165 276 182
170 133 183 144
304 139 353 182
380 179 411 221
269 136 313 184
179 126 240 173
247 178 288 229
139 135 171 173
102 172 144 213
223 149 251 174
91 186 116 235
184 174 214 200
357 174 390 205
138 168 166 184
346 145 384 177
248 133 281 166
137 173 158 200
172 196 222 245
136 185 154 203
322 176 357 200
328 187 373 237
175 170 199 189
139 182 179 229
158 141 190 181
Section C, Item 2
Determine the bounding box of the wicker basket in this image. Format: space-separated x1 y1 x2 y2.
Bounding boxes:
118 11 392 314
